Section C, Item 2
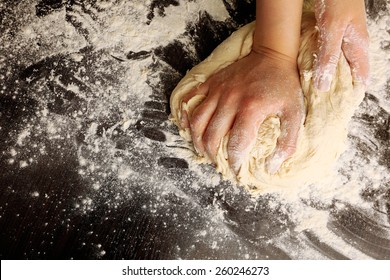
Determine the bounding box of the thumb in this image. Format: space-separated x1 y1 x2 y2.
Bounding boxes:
314 25 344 92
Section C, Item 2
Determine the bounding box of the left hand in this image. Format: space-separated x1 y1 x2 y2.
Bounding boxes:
313 0 369 92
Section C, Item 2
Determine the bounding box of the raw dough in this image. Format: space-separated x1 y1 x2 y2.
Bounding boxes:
170 13 365 193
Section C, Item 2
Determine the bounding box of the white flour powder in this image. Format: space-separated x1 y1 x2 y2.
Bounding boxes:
2 0 389 259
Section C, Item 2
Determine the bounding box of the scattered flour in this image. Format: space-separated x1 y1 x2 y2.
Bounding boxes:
2 0 389 259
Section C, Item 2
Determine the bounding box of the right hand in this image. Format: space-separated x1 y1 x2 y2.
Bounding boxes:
180 49 305 174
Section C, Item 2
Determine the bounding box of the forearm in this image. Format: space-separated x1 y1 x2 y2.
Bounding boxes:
253 0 304 63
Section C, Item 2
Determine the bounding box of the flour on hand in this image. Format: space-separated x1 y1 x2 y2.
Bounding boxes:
170 13 365 193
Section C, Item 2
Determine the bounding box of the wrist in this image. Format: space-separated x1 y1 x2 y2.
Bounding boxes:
252 45 298 66
250 46 298 70
254 0 303 62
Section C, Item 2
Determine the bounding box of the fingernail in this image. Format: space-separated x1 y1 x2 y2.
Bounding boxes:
265 150 287 175
180 119 188 129
180 118 185 128
205 144 217 163
193 146 203 157
315 73 332 92
180 110 189 128
229 152 244 175
314 63 336 92
353 75 369 89
231 161 242 175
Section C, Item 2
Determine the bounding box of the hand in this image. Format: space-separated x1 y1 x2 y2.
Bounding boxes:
314 0 369 92
180 49 305 174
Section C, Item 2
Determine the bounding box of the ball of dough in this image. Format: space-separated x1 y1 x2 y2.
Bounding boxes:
170 13 365 193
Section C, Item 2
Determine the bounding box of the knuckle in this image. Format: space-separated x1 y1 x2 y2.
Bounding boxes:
222 90 239 105
323 53 340 66
239 97 264 113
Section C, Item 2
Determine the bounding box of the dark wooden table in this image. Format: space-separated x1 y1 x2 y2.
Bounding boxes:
1 0 389 259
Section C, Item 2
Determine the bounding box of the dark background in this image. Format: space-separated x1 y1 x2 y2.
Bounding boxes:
0 0 389 259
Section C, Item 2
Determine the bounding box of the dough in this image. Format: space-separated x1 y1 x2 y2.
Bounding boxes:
170 13 365 193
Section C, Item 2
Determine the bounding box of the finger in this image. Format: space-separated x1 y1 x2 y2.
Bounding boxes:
265 108 303 174
182 82 209 104
180 83 209 128
202 103 236 162
180 109 190 129
189 93 219 156
227 110 268 174
342 24 369 87
314 23 344 92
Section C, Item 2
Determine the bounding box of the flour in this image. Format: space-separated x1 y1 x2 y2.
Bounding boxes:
2 0 389 259
367 6 390 111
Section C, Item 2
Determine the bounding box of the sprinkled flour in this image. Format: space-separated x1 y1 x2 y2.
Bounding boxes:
1 0 389 259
